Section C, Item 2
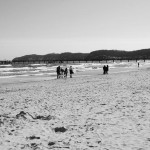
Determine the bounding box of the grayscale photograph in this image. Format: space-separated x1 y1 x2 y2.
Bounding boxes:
0 0 150 149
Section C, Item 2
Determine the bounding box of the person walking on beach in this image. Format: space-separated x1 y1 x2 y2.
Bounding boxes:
106 65 109 74
56 66 61 79
60 68 65 78
69 66 74 78
138 62 140 68
64 67 68 78
103 65 106 74
103 65 109 74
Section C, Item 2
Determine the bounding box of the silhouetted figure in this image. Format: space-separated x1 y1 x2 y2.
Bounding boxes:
60 68 65 78
103 65 106 74
64 68 68 78
106 65 109 74
56 66 61 79
69 66 74 78
138 62 139 68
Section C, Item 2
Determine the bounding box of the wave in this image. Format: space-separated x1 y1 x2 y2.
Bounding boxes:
0 60 149 78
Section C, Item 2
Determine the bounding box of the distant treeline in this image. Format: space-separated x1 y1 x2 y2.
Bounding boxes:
12 49 150 62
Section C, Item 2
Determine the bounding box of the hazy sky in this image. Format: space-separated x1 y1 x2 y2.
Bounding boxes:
0 0 150 60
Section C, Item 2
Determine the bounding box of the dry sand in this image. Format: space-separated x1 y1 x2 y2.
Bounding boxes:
0 67 150 150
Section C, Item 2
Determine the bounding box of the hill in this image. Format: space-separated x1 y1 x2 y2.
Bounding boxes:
12 49 150 62
12 52 89 62
85 49 150 60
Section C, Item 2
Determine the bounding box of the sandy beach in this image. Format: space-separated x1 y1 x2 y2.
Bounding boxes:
0 67 150 150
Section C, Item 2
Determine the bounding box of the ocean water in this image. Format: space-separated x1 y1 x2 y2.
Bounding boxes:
0 60 149 79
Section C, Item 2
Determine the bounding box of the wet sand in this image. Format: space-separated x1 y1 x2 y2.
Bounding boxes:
0 67 150 150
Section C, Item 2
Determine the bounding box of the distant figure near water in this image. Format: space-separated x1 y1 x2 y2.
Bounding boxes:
64 67 68 78
60 68 65 78
103 65 109 74
56 66 61 79
103 65 106 74
69 66 74 78
106 65 109 74
138 62 140 68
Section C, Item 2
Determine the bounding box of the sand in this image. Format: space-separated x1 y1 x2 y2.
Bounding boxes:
0 67 150 150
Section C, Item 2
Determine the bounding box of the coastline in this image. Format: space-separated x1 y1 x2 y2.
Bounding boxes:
0 64 142 83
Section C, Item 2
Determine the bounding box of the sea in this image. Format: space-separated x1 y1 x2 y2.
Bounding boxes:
0 60 149 79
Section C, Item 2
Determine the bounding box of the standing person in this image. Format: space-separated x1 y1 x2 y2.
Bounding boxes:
138 62 140 68
64 67 68 78
103 65 106 74
69 66 73 78
106 65 109 74
60 68 65 78
56 66 60 79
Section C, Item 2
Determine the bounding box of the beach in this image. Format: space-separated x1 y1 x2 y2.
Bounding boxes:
0 66 150 150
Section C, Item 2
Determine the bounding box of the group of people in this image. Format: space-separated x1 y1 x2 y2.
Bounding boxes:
56 64 109 78
56 66 74 79
56 62 140 78
103 65 109 74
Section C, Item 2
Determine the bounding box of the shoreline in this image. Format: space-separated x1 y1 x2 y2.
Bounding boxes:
0 65 143 84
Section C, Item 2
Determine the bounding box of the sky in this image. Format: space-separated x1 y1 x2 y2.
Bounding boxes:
0 0 150 60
